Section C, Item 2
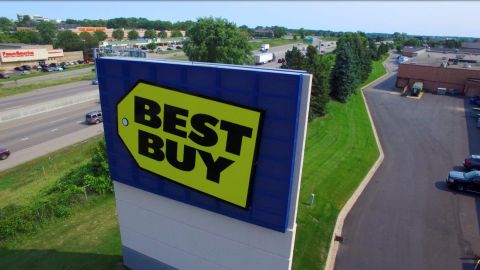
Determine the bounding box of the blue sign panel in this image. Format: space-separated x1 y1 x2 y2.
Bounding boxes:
97 58 308 232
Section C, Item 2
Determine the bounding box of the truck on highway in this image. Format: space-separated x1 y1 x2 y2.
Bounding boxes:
260 44 270 52
254 52 274 65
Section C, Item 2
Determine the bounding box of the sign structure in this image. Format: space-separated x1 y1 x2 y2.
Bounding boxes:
98 57 310 233
117 81 263 208
0 49 48 62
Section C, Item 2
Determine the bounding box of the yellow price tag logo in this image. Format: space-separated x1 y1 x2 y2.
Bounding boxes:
117 82 263 208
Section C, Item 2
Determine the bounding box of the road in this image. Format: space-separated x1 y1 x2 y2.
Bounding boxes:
0 81 97 112
0 100 100 153
335 55 480 269
0 67 93 87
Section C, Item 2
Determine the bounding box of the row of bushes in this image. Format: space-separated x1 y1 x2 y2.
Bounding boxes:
0 140 112 243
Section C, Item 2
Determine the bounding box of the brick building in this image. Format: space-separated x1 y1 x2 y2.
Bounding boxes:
0 43 83 71
396 52 480 96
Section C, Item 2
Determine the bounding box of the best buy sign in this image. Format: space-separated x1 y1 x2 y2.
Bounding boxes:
117 81 263 208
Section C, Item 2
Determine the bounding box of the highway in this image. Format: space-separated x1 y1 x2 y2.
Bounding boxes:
0 100 100 153
0 67 93 87
0 43 303 169
0 81 97 112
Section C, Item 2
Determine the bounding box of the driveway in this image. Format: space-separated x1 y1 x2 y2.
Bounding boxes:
335 57 480 269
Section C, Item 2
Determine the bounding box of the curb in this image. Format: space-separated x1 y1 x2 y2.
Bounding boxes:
0 91 99 123
324 55 392 270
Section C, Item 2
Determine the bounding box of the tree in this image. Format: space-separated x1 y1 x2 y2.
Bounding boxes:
170 30 183 37
272 26 287 38
147 42 157 51
93 30 108 41
79 32 99 59
127 30 139 40
309 55 334 119
403 38 422 47
299 28 305 39
112 29 124 40
144 29 157 39
37 21 57 44
282 47 306 70
55 30 83 51
14 30 42 44
158 30 167 38
330 43 358 102
368 39 378 60
183 17 252 65
306 45 317 66
377 43 389 57
0 17 14 32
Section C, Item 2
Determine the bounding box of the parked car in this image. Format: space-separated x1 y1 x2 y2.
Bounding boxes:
49 63 58 67
14 66 24 71
464 155 480 170
0 147 10 160
277 58 285 64
91 79 98 85
446 170 480 192
470 96 480 106
85 111 103 124
41 67 54 72
21 65 32 70
20 70 29 75
0 73 10 79
175 45 182 50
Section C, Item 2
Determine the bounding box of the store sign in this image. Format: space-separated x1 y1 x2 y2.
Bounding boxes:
47 49 64 58
0 49 47 62
98 58 310 232
117 82 263 208
78 27 106 33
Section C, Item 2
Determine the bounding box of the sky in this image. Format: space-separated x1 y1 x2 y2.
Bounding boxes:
2 1 479 38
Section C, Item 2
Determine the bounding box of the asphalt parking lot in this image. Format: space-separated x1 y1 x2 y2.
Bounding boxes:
335 71 480 269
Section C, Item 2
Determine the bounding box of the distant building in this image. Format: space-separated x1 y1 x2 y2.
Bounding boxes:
253 28 274 38
17 14 52 23
461 42 480 50
396 51 480 96
16 27 35 32
0 43 84 71
402 46 426 57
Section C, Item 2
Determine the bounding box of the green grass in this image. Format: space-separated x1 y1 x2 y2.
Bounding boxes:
0 65 92 82
154 49 182 55
292 55 387 270
249 38 297 50
0 136 103 208
0 72 95 98
0 195 124 270
169 54 189 61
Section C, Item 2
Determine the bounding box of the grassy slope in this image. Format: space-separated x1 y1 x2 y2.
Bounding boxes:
0 196 124 270
0 136 102 208
0 65 92 83
0 72 95 98
292 56 387 269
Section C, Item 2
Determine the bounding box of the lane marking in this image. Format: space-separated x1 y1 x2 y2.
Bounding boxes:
47 117 67 124
20 137 29 141
50 128 58 132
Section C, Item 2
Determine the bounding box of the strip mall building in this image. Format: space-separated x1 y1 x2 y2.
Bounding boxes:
396 50 480 97
0 44 83 72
